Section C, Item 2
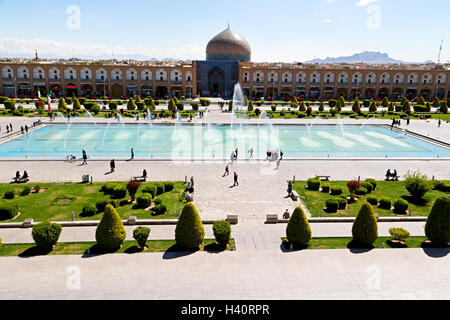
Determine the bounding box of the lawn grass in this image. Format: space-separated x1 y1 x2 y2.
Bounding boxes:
0 238 236 257
293 180 448 217
0 181 187 222
280 237 446 250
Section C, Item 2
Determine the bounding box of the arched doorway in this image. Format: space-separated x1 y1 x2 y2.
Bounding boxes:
111 84 123 98
207 66 225 97
156 85 168 99
65 84 78 97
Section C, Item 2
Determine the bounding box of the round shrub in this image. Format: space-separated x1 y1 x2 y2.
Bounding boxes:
152 204 167 215
95 205 126 251
32 222 62 250
154 198 163 205
367 196 378 206
175 203 205 249
133 226 151 249
154 183 165 196
0 201 19 220
95 200 108 213
137 193 152 209
355 187 368 196
378 197 392 210
34 185 41 193
404 170 432 200
82 204 97 217
325 199 339 213
337 197 347 210
389 228 410 242
307 178 321 191
21 186 31 196
330 187 343 195
425 197 450 245
393 199 409 215
3 190 14 199
104 183 119 195
321 184 330 193
164 182 174 192
142 184 157 198
286 206 312 247
361 182 373 194
352 202 378 246
112 185 127 199
213 221 232 247
433 180 450 193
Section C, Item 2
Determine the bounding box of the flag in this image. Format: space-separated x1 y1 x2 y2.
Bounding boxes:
37 87 41 108
47 93 51 112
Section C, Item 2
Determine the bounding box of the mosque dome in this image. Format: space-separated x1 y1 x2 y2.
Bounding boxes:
206 26 251 62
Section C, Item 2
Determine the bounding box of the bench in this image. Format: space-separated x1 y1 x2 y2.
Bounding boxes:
12 177 29 184
316 175 330 181
82 175 90 183
226 215 239 225
133 176 147 182
266 214 278 224
291 190 299 201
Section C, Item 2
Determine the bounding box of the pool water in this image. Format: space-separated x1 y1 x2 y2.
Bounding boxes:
0 124 449 159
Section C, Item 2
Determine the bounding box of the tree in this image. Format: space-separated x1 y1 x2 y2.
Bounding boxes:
347 180 361 201
95 204 126 251
338 96 346 110
175 203 205 249
32 222 62 250
440 101 448 114
432 97 441 108
369 101 377 112
417 96 425 106
403 99 411 112
58 97 67 111
286 206 312 248
425 197 450 245
290 96 299 109
168 98 176 112
318 101 324 112
352 99 360 112
133 226 151 249
299 101 306 112
381 96 389 108
247 100 254 112
127 179 140 202
73 97 81 110
127 98 136 111
244 95 249 106
352 202 378 246
404 170 432 200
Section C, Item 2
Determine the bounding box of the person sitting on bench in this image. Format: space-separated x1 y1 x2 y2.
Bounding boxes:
386 169 392 181
143 169 147 179
391 169 399 181
15 171 20 181
22 171 29 180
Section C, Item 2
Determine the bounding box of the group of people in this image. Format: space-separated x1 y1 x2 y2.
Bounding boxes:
20 125 29 134
386 169 399 181
223 166 239 186
14 170 29 182
2 120 41 135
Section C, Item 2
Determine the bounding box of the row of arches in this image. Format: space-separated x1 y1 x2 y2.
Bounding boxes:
242 71 447 86
1 66 193 83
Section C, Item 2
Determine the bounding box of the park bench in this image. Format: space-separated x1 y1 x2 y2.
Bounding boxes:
81 175 90 183
291 190 299 201
12 176 29 184
266 214 278 224
133 176 147 182
316 175 330 181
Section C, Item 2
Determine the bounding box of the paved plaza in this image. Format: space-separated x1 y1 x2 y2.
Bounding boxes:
0 113 449 299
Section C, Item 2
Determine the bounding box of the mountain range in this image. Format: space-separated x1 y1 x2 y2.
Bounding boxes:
304 51 433 65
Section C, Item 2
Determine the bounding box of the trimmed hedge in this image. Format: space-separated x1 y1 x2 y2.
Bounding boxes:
337 197 347 210
175 203 205 249
3 190 14 199
389 228 410 241
321 184 330 193
361 182 373 194
164 182 174 192
112 185 127 199
307 178 321 191
95 205 126 251
425 197 450 245
213 221 232 247
21 186 31 196
325 199 339 213
31 222 62 250
82 204 97 217
133 226 151 248
142 184 157 198
378 197 392 210
355 187 368 196
352 202 378 246
367 196 378 206
330 187 343 195
365 179 377 191
0 201 19 220
154 183 165 196
152 203 167 215
286 206 312 247
137 193 152 209
393 199 409 215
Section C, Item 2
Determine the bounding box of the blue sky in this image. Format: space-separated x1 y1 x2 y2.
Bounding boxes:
0 0 449 63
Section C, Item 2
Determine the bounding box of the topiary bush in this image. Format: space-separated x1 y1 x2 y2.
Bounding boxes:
365 179 377 191
307 178 321 191
95 205 126 252
133 226 151 249
112 185 127 199
367 196 378 206
175 203 205 249
389 228 410 242
137 193 152 209
393 199 409 215
34 185 41 193
164 182 174 192
433 180 450 193
154 183 165 196
142 184 157 198
321 184 330 193
337 197 347 210
355 187 368 196
325 199 339 213
213 221 232 247
3 190 14 199
32 222 62 250
82 204 97 217
20 186 31 196
361 182 373 194
0 201 19 220
330 187 343 195
378 197 392 210
151 204 167 215
126 180 140 202
286 206 312 248
352 202 378 246
425 197 450 245
103 183 119 195
95 200 109 213
404 170 432 200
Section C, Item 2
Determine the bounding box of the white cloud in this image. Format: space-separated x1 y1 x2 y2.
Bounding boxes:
324 19 333 23
356 0 378 6
0 37 205 60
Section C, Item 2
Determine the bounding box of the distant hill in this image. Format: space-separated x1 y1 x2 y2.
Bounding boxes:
305 51 433 65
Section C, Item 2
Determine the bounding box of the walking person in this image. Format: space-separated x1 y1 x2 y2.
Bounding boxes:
280 150 284 161
235 147 238 159
438 118 441 128
224 164 230 176
110 159 115 173
233 172 239 186
131 148 135 160
82 149 87 165
248 148 254 159
276 158 281 170
190 176 194 188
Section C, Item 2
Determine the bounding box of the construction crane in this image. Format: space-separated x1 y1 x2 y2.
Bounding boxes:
437 40 444 65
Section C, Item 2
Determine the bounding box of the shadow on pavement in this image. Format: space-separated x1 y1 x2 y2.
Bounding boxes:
421 242 450 258
162 244 197 260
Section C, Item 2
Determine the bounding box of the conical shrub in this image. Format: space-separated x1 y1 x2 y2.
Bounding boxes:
425 197 450 245
175 203 205 249
95 204 126 251
286 206 312 247
352 202 378 246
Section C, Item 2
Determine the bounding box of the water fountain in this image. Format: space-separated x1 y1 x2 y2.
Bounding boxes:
205 108 212 128
146 108 153 127
85 110 98 127
116 113 125 127
231 83 245 130
56 111 70 127
175 112 182 128
100 122 111 150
